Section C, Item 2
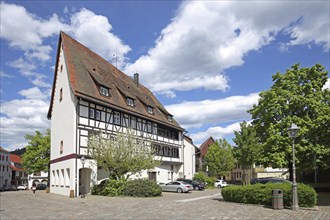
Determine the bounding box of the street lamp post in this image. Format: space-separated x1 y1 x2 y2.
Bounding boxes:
287 123 300 211
81 156 85 198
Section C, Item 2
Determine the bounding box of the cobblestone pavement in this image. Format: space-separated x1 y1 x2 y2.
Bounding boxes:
0 189 329 219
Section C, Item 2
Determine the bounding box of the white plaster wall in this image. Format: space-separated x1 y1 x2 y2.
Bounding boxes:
50 45 77 161
0 151 11 186
183 139 195 179
50 45 78 196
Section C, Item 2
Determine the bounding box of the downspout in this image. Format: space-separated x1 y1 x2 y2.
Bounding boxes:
74 98 80 197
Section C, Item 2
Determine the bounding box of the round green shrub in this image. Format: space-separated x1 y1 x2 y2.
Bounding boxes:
91 178 127 197
193 172 216 188
221 183 317 208
123 179 162 197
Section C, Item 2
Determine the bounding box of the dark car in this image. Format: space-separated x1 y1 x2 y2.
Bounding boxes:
36 183 47 190
176 178 205 190
250 177 291 184
0 185 16 191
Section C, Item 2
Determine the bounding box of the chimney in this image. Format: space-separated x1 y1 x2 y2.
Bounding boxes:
134 73 139 87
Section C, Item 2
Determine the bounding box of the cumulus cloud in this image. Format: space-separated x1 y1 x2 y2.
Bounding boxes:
0 96 50 150
124 1 329 97
18 87 49 100
166 93 259 129
190 122 242 146
0 2 65 61
67 9 131 68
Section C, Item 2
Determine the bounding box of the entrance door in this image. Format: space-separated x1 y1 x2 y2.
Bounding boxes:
148 172 157 181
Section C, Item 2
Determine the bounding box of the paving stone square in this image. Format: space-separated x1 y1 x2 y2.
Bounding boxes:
0 189 329 219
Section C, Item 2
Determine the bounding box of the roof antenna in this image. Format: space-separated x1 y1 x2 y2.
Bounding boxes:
112 46 120 69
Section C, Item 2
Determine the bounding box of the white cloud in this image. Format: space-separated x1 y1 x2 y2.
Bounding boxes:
166 93 259 129
0 97 50 150
190 122 241 146
0 2 66 61
124 1 329 97
67 8 131 68
18 87 48 100
323 78 330 90
0 70 14 78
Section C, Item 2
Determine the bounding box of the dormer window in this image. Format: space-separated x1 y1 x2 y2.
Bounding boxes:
100 86 109 96
147 106 153 114
168 115 173 122
127 98 134 107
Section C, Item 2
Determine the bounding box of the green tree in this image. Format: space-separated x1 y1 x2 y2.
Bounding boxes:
233 121 262 185
22 129 51 174
204 138 235 178
248 64 330 180
87 130 160 180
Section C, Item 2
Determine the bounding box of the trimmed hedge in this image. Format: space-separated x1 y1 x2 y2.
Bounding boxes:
123 179 162 197
92 178 162 197
221 183 317 208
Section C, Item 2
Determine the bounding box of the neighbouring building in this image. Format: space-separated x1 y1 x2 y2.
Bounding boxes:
0 147 11 187
226 163 289 183
28 171 49 188
9 154 28 187
47 32 186 197
183 135 199 179
198 136 215 172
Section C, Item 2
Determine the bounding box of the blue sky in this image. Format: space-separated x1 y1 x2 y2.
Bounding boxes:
1 1 329 151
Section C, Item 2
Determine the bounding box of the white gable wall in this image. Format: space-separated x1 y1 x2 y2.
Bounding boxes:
50 44 79 196
183 138 196 179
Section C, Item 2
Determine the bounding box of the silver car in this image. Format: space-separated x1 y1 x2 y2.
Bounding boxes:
161 181 193 193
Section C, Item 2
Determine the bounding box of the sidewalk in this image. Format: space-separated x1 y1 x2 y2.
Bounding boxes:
0 189 329 219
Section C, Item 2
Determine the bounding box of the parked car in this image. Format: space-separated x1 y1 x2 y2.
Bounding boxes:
161 181 193 193
36 183 47 190
0 185 16 191
17 185 27 190
214 179 228 188
250 177 291 184
176 178 205 191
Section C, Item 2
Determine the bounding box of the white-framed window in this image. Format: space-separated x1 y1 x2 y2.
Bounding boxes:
89 108 95 118
147 121 152 133
168 115 173 122
130 117 136 129
127 98 134 106
95 110 101 120
100 86 109 96
114 111 120 125
147 106 153 114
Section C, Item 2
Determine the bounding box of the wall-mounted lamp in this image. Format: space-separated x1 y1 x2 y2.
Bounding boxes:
158 171 160 175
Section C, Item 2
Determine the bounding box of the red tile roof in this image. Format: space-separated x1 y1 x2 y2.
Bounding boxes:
48 31 183 130
10 154 22 163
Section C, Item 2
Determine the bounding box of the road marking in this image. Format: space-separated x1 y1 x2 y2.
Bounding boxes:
176 193 222 203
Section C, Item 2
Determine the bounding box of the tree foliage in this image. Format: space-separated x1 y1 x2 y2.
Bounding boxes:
87 130 160 180
204 138 235 178
22 129 50 174
233 121 262 167
248 64 330 175
233 121 262 184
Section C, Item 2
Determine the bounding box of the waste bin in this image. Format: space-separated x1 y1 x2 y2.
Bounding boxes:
272 189 283 209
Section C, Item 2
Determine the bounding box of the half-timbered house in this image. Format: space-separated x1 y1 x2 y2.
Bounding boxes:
47 32 185 197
